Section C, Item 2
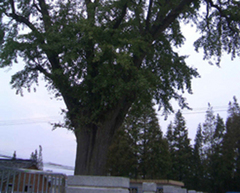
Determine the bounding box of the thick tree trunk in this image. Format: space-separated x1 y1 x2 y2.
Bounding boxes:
73 101 132 175
74 123 113 175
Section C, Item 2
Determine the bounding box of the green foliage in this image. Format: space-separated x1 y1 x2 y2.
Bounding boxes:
202 103 216 155
166 110 192 185
107 100 170 179
106 128 137 177
221 97 240 192
0 0 205 125
196 104 226 192
194 0 240 65
190 124 204 191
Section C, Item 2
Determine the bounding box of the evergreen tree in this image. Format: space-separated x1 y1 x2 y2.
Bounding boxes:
12 151 17 159
165 121 174 180
30 146 43 170
107 100 170 179
136 101 169 179
209 114 225 193
30 150 38 162
191 124 204 191
194 124 203 159
38 145 43 170
221 97 240 192
166 110 192 187
202 103 216 156
166 122 174 153
106 127 137 177
201 104 226 193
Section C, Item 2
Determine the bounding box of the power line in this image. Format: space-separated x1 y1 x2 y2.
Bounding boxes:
181 109 228 115
0 105 230 126
159 106 229 116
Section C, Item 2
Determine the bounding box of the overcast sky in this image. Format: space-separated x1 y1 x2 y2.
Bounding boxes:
0 24 240 175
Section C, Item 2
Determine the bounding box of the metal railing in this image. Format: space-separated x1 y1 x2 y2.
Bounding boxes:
0 166 66 193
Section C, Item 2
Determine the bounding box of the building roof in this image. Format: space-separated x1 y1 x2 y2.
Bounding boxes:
0 158 38 169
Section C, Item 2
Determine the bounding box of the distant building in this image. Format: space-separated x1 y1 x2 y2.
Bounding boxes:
0 158 39 170
0 158 49 193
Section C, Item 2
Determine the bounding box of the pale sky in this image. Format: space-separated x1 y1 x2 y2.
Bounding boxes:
0 24 239 175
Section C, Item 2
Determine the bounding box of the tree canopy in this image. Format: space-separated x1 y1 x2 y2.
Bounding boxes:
0 0 239 175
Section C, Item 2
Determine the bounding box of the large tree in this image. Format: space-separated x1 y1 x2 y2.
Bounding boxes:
0 0 239 175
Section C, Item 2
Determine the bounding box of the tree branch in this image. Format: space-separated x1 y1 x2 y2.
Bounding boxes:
33 64 52 79
9 13 40 33
10 0 15 13
113 2 128 30
206 0 237 32
151 0 194 39
8 0 39 33
85 0 95 22
145 0 153 31
33 0 42 13
37 0 52 31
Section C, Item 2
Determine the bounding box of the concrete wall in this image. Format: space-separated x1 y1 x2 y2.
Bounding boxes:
142 182 157 193
67 175 129 193
66 175 200 193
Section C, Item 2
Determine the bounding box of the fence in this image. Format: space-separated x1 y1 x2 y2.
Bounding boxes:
0 166 66 193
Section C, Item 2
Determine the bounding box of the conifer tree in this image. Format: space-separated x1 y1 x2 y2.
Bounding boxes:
165 121 175 180
107 99 170 179
106 127 137 177
209 114 225 193
201 104 226 193
38 145 43 170
202 103 216 156
166 110 192 186
166 122 174 153
191 124 204 191
221 97 240 192
30 146 43 170
30 150 38 162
